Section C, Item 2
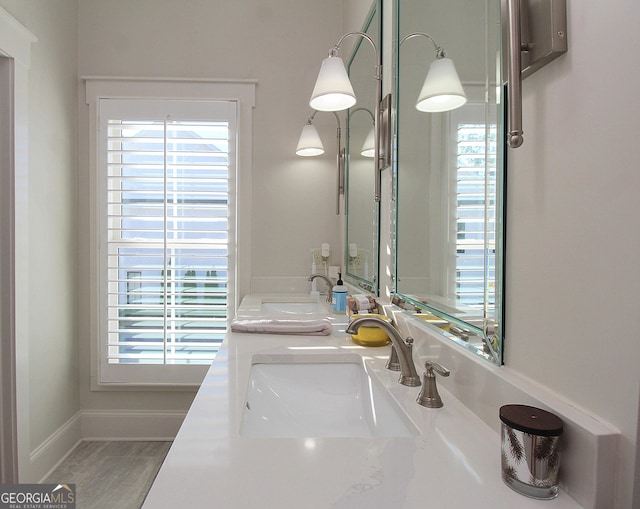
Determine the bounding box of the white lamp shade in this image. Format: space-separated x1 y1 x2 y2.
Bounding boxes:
416 58 467 113
309 56 357 112
296 124 325 156
360 126 375 157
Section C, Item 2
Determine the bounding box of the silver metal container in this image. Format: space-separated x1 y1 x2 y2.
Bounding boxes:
500 404 563 499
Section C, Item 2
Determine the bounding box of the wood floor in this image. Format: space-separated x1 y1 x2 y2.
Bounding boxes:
43 441 171 509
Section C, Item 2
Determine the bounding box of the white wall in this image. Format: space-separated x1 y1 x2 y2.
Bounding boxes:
0 0 81 481
504 1 640 506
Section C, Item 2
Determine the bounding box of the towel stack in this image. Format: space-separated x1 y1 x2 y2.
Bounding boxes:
230 318 332 336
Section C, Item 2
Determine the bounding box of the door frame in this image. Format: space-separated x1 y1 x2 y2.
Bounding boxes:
0 6 36 483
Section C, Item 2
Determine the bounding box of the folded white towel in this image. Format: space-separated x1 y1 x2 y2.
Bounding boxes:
230 318 332 336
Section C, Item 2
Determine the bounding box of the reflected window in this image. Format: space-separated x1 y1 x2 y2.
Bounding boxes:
450 109 497 309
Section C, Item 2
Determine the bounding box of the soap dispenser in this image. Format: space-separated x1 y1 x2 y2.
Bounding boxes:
332 273 348 314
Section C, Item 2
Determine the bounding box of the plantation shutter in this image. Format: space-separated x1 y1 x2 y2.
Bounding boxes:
99 98 236 385
453 116 497 309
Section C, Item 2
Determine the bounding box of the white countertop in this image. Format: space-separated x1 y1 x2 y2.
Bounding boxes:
143 301 583 508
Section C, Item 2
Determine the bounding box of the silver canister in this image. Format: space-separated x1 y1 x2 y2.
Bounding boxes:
500 404 563 499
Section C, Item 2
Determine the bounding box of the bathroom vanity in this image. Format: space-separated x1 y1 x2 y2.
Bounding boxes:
141 296 588 508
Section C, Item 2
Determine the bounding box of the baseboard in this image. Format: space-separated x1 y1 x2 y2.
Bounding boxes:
80 409 186 441
31 409 186 483
30 412 83 483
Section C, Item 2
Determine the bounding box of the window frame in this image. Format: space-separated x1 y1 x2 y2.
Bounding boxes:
85 78 255 388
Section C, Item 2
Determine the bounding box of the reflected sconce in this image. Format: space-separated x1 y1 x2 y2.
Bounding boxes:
400 32 467 113
296 110 345 215
309 32 390 202
361 127 375 158
350 107 376 158
504 0 567 148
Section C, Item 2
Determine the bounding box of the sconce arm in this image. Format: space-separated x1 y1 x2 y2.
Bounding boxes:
333 111 344 215
308 110 341 130
306 110 318 124
400 32 446 59
330 31 382 83
303 110 344 214
350 107 375 124
331 32 377 59
331 111 341 131
328 31 383 202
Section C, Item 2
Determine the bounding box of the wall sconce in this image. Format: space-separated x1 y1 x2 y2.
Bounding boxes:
295 120 325 157
349 108 376 158
309 32 389 202
505 0 567 148
295 111 344 215
400 32 467 113
309 55 356 112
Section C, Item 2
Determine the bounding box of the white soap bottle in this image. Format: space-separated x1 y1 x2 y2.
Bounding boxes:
332 273 348 314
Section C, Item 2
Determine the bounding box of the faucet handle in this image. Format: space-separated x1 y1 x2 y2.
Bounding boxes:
416 361 450 408
425 361 450 378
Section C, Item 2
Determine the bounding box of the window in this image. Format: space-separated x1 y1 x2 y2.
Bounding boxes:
100 99 235 384
449 106 497 310
86 79 255 386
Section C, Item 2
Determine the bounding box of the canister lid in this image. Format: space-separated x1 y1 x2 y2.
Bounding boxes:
499 404 563 436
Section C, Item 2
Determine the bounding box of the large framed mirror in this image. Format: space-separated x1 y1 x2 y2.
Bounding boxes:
393 0 505 364
344 2 380 295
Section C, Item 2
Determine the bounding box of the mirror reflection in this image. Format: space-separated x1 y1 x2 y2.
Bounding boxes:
394 0 504 363
344 4 380 294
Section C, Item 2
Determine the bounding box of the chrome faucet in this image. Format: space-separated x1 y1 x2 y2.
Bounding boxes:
345 316 421 387
307 273 333 302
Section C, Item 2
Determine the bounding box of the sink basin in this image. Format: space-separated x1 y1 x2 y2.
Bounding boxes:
260 300 326 315
240 353 415 438
236 295 330 318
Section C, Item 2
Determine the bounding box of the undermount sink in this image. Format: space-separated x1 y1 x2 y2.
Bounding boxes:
240 353 415 438
235 295 331 319
260 299 327 315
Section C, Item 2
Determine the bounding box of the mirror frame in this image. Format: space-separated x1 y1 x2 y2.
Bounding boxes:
391 0 505 365
344 1 382 296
